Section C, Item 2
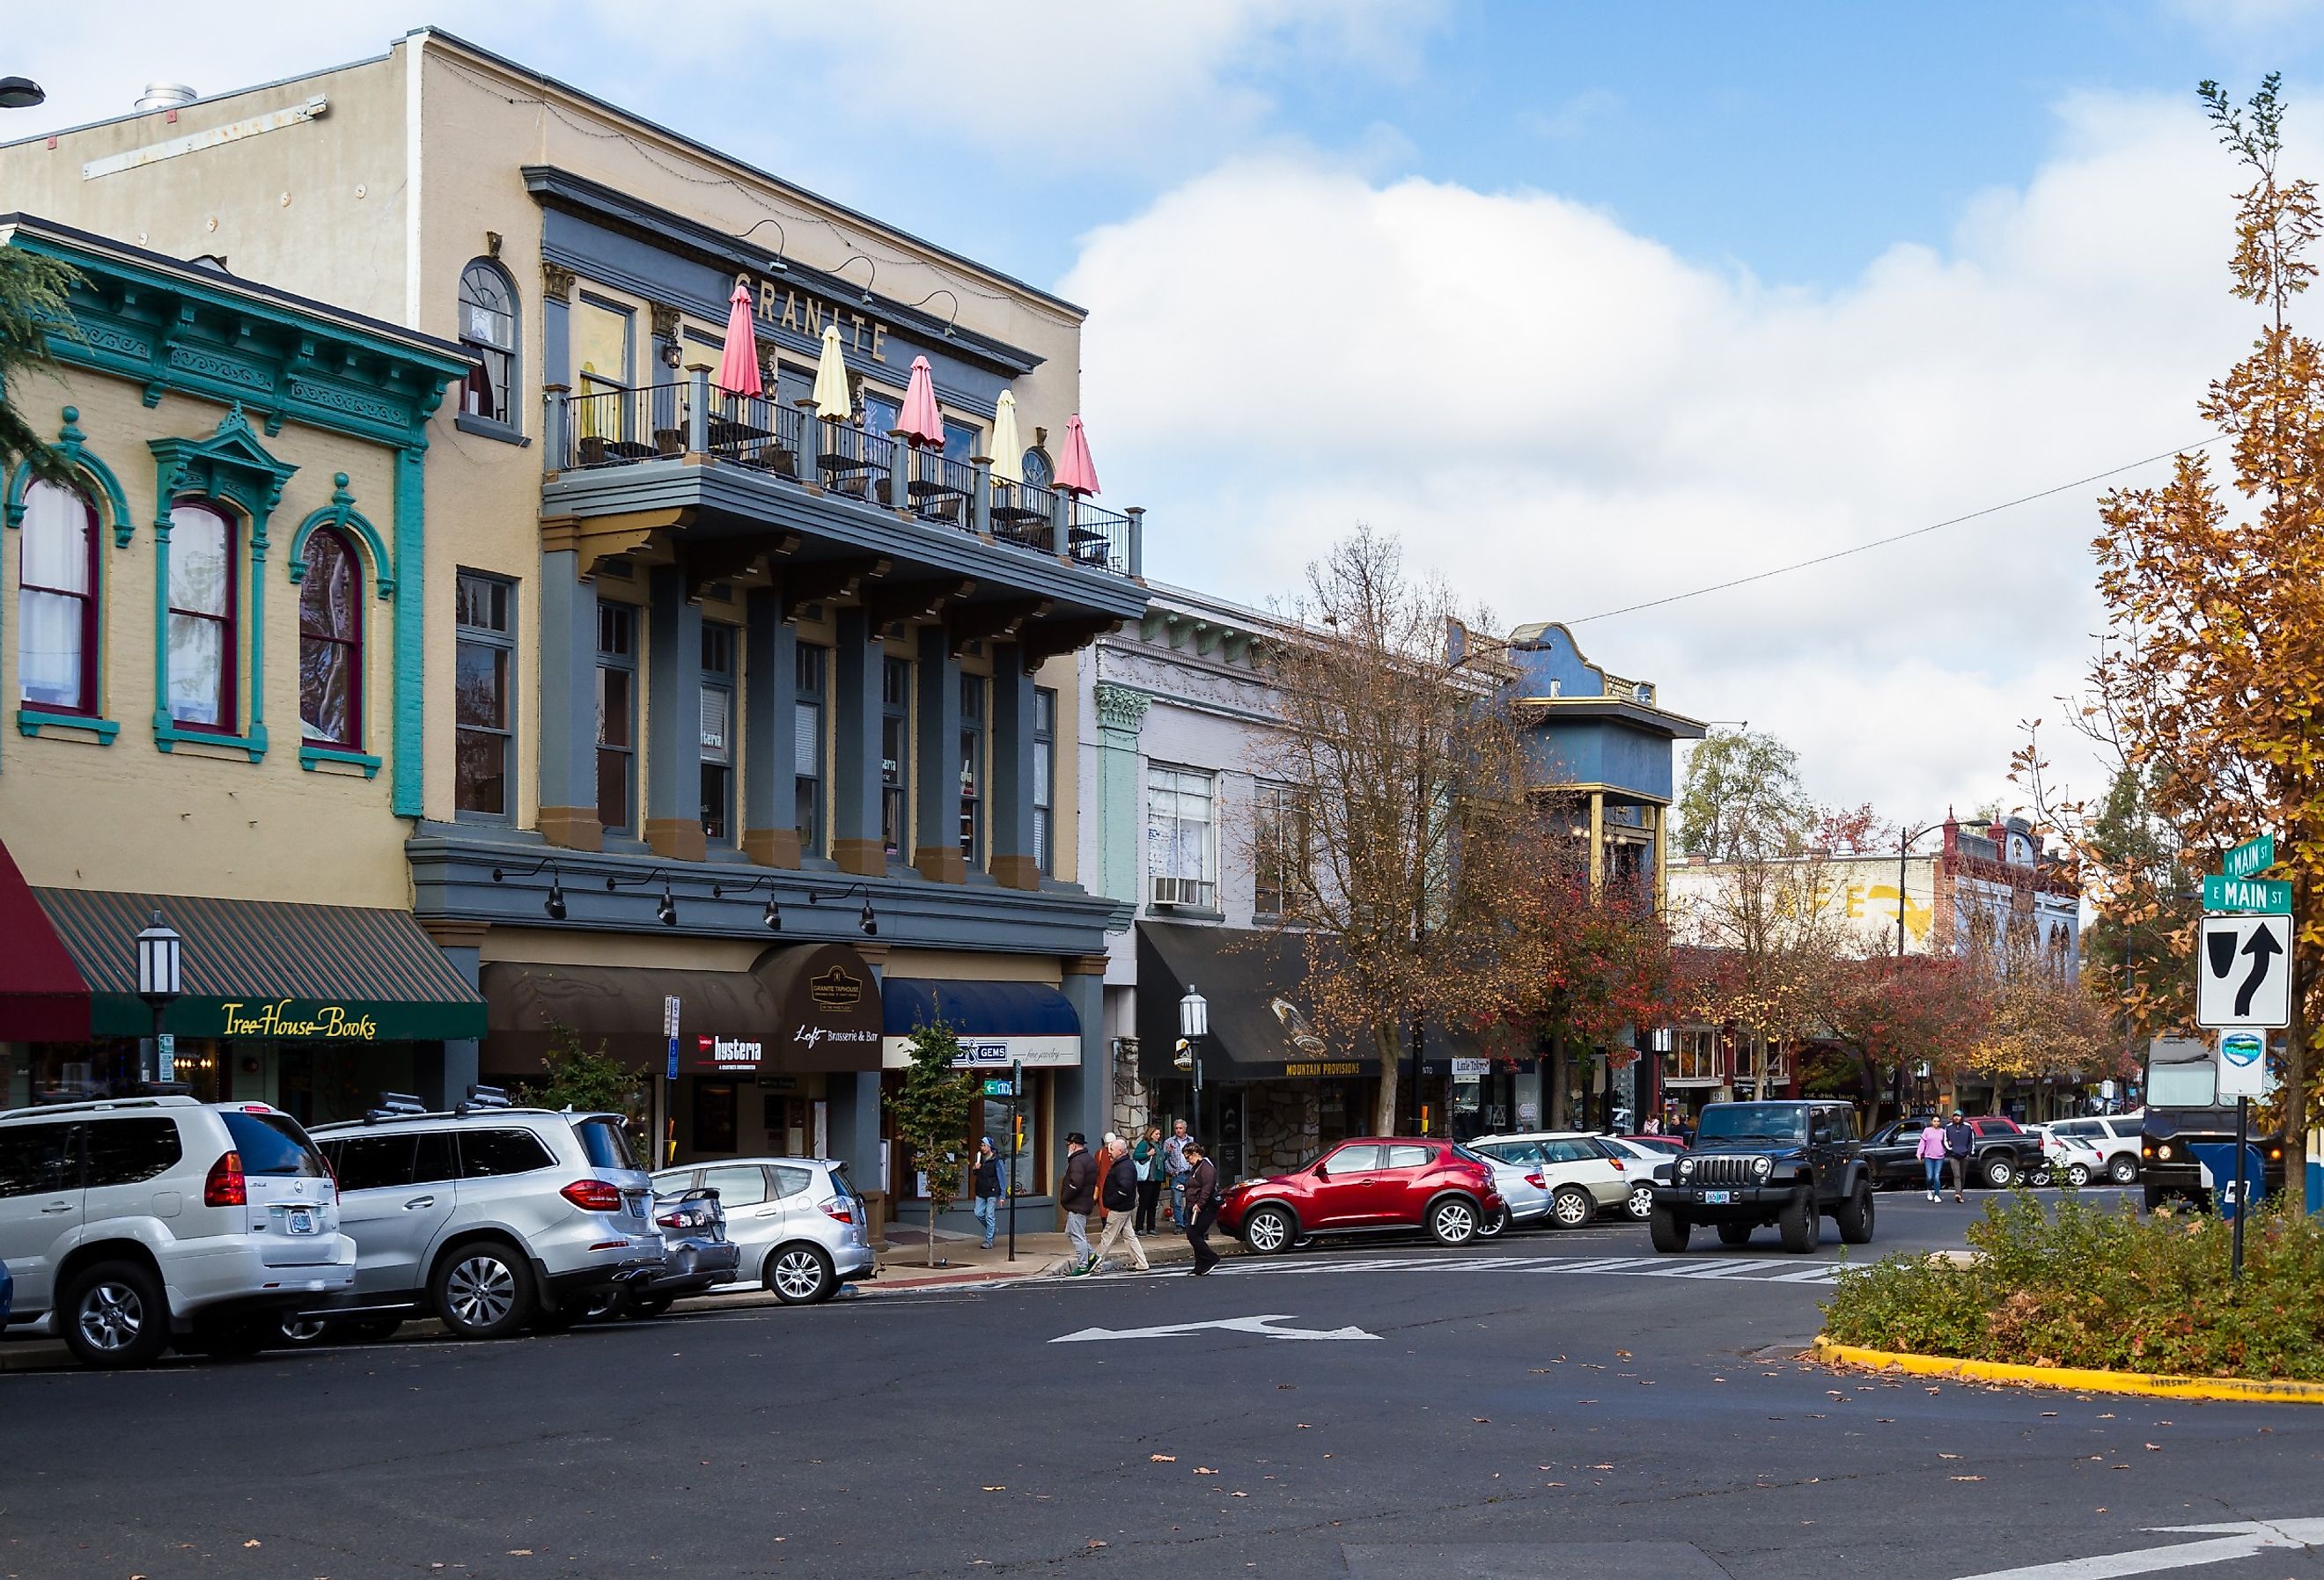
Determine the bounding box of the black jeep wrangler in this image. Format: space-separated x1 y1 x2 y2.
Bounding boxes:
1650 1099 1873 1254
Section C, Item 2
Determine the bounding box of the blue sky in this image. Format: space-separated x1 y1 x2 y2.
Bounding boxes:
12 0 2321 819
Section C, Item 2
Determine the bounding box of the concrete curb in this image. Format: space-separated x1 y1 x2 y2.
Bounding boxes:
1813 1337 2324 1405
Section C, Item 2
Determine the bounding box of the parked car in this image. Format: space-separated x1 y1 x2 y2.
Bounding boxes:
1648 1099 1873 1254
2041 1113 2143 1185
0 1095 356 1368
1862 1113 2043 1190
592 1186 742 1319
1218 1137 1504 1254
1597 1135 1680 1219
307 1089 664 1341
1467 1152 1554 1237
1473 1133 1631 1227
2029 1128 2103 1188
650 1157 874 1305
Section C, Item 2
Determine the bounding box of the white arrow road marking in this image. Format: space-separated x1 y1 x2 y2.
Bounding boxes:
1953 1519 2324 1580
1050 1313 1382 1343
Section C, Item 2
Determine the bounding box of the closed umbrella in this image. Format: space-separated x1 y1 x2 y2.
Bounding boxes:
898 355 944 448
989 390 1024 487
1055 414 1100 496
810 323 851 418
713 283 762 398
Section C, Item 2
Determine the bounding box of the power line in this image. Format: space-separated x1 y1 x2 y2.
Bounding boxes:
1566 436 2223 625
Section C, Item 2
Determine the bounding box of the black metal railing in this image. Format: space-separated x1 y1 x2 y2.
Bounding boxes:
903 445 979 527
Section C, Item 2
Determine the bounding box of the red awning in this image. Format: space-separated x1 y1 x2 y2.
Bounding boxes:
0 838 91 1040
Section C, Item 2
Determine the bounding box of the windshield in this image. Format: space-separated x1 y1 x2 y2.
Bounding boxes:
1695 1105 1807 1145
574 1116 637 1172
2148 1064 2217 1107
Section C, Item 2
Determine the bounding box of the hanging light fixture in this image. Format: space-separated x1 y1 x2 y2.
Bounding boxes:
493 859 570 922
657 886 679 928
859 899 878 937
762 897 783 931
544 880 567 922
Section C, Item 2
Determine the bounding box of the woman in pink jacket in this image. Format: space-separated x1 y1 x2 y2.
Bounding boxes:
1914 1120 1949 1202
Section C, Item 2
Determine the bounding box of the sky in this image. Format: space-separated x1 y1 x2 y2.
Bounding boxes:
12 0 2324 828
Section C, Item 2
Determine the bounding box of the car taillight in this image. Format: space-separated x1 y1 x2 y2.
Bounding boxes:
203 1151 246 1208
1607 1157 1626 1172
560 1179 624 1213
1525 1172 1547 1190
820 1197 855 1224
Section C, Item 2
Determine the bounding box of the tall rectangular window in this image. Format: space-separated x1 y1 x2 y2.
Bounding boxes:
1145 766 1217 908
701 622 736 843
595 603 638 835
1033 687 1056 876
165 501 237 731
454 571 515 818
18 481 99 715
794 641 827 856
576 294 636 444
1254 782 1308 919
959 672 986 866
881 656 911 861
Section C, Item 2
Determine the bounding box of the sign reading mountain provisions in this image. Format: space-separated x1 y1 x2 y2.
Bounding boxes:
2201 873 2291 913
2196 913 2293 1029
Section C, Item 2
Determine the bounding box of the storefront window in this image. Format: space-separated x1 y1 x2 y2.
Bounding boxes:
1672 1027 1720 1084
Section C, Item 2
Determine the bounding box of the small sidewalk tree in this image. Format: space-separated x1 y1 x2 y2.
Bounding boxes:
888 1020 979 1267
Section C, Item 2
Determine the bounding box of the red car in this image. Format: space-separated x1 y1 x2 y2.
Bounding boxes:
1217 1137 1505 1255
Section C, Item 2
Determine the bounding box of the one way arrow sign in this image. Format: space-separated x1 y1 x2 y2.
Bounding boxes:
2198 912 2293 1030
1049 1314 1381 1344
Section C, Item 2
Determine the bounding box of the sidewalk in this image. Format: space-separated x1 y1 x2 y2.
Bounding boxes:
873 1216 1210 1290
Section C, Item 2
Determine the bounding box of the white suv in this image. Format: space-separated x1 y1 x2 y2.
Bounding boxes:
0 1096 355 1369
307 1091 664 1340
2041 1114 2143 1185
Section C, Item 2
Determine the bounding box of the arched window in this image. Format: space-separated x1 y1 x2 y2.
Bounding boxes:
298 528 361 747
1020 447 1055 490
166 501 237 731
458 260 519 426
18 479 99 714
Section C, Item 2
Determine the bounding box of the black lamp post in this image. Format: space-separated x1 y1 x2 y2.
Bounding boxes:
1175 983 1208 1145
135 911 183 1085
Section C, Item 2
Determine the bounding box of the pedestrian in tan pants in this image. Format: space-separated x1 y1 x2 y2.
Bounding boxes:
1091 1134 1151 1273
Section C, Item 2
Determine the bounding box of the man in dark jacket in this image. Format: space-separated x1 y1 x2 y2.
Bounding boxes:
1183 1142 1223 1275
1059 1133 1098 1274
1091 1135 1151 1273
1942 1113 1975 1203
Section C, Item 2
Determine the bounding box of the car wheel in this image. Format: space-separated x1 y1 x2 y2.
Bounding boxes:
276 1312 334 1348
1649 1206 1690 1253
1778 1190 1817 1253
1549 1186 1594 1230
1429 1196 1480 1246
767 1244 836 1305
430 1243 534 1340
59 1260 171 1370
1836 1180 1875 1246
1982 1156 2018 1189
1716 1221 1754 1246
1242 1206 1296 1256
2063 1163 2092 1188
1627 1183 1654 1221
1477 1204 1509 1239
2108 1156 2139 1186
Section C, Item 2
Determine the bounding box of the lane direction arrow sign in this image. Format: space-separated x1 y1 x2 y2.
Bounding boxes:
1953 1518 2324 1580
1050 1313 1380 1343
2196 913 2292 1029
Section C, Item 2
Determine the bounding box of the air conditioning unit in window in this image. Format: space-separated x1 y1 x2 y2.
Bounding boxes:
1148 876 1215 909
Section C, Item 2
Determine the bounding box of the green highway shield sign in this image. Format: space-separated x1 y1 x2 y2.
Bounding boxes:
2203 874 2291 914
2225 834 2276 881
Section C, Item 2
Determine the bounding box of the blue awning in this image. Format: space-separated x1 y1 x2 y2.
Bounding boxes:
881 978 1079 1037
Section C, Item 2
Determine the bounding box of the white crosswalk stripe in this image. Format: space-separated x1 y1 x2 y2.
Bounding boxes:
1211 1253 1850 1286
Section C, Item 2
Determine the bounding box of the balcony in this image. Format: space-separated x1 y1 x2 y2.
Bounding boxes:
546 373 1142 584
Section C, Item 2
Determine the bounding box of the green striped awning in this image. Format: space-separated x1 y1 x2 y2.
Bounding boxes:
33 888 486 1043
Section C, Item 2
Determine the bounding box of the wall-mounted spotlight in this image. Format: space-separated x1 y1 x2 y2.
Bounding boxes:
491 858 568 921
905 288 960 340
738 215 789 273
711 876 785 932
607 867 685 928
834 252 877 305
809 884 879 937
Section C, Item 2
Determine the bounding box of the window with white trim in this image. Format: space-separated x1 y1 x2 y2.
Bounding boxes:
1145 766 1217 908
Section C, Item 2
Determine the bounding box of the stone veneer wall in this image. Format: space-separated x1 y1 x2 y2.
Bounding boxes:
1111 1038 1151 1139
1248 1084 1321 1175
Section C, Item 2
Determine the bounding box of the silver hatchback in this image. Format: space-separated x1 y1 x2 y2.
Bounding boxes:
651 1157 873 1305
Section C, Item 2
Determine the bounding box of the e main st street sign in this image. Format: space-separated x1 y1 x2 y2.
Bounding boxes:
2204 834 2288 915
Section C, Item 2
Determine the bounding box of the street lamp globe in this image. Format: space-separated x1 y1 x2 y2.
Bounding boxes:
1178 984 1208 1040
136 912 183 1000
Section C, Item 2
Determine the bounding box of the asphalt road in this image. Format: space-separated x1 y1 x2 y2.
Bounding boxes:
6 1187 2322 1580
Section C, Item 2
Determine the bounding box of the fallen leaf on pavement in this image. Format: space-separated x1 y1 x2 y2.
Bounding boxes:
1950 1476 1984 1482
2144 1444 2161 1451
508 1551 533 1557
1194 1467 1217 1475
1938 1453 1961 1460
1151 1454 1176 1462
1472 1417 1490 1423
982 1486 1006 1492
244 1541 261 1549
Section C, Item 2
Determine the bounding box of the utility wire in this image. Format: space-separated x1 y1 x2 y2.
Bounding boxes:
1566 435 2224 625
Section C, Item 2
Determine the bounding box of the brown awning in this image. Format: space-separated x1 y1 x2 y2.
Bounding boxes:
481 942 883 1077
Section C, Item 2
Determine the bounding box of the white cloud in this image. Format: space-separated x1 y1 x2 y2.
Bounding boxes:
1063 94 2267 821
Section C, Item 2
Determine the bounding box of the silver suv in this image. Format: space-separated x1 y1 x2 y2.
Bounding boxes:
650 1157 873 1304
0 1096 356 1369
308 1089 663 1340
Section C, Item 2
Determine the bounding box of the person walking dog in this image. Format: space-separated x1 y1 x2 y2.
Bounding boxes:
1182 1142 1223 1275
1132 1126 1165 1233
1941 1112 1975 1203
1915 1119 1947 1202
1059 1132 1098 1273
1092 1135 1151 1273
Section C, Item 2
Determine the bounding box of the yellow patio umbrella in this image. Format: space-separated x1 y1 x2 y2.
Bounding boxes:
810 323 851 418
988 390 1024 486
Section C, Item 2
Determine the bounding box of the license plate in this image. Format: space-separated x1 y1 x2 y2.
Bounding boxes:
1703 1190 1732 1205
285 1207 317 1235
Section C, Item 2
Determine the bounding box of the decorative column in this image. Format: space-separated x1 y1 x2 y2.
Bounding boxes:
830 607 886 877
988 640 1039 891
913 626 964 883
1092 682 1151 904
535 533 600 850
418 920 487 1107
825 943 890 1233
741 584 799 866
644 564 705 861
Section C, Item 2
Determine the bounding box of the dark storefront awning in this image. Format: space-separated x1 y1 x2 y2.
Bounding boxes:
1136 922 1379 1084
0 842 91 1040
880 979 1081 1069
33 888 485 1041
482 942 883 1077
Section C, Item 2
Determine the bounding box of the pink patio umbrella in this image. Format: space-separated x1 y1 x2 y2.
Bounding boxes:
1055 414 1101 496
712 283 762 398
897 355 945 448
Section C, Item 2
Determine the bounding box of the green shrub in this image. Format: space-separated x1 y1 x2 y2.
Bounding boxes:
1822 1191 2324 1379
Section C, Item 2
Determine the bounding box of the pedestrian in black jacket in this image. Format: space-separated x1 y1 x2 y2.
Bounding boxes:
1059 1133 1098 1273
1091 1135 1151 1272
1942 1113 1975 1203
1183 1143 1223 1275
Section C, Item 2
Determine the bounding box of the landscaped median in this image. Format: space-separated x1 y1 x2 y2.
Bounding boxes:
1817 1192 2324 1400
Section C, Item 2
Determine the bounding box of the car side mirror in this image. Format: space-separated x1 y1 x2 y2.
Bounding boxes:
1313 1164 1329 1180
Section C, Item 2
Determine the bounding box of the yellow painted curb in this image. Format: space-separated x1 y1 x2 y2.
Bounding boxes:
1813 1337 2324 1405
